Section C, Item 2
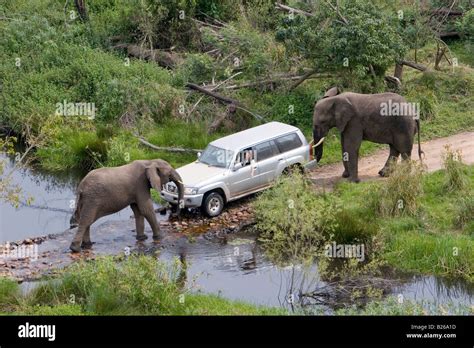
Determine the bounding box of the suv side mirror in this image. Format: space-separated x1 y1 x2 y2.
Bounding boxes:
232 162 243 171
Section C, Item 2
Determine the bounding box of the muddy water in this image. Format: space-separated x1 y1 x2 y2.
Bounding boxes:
1 152 473 310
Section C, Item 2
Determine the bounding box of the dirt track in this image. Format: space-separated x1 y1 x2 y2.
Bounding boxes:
308 132 474 187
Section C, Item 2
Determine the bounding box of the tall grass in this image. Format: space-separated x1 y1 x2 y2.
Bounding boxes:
375 160 424 217
443 145 468 192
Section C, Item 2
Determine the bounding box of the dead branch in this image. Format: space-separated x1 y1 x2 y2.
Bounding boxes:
186 83 240 105
289 69 319 90
135 135 201 153
274 2 314 17
187 72 242 118
114 44 182 69
324 0 349 25
384 75 402 89
399 60 428 72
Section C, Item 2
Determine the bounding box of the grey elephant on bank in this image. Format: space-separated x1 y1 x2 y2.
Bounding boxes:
313 87 423 183
69 159 184 253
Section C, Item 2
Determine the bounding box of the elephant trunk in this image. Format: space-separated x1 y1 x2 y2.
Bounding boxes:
313 127 326 163
170 169 184 216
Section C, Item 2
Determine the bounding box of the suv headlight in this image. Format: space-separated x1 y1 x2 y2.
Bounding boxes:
184 187 198 195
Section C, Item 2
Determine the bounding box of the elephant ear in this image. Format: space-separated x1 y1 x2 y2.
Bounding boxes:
334 97 353 133
145 165 162 191
323 87 340 99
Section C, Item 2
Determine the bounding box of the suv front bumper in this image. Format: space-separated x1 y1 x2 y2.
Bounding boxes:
160 190 204 208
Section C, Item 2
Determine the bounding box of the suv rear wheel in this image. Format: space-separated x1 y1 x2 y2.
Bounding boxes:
201 191 225 217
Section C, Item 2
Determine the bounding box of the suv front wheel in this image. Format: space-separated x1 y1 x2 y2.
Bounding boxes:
201 191 225 217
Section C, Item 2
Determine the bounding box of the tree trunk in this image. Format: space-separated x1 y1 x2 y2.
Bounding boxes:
74 0 88 21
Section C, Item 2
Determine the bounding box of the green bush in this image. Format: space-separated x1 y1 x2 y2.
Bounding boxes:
332 209 379 245
254 173 340 266
417 91 439 121
375 161 424 217
454 196 474 230
0 278 20 310
29 256 184 314
443 145 468 192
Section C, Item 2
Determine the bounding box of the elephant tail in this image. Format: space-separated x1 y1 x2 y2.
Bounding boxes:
416 119 424 161
69 192 82 228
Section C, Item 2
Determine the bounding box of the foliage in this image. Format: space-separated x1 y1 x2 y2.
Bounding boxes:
1 256 285 315
336 296 473 315
454 196 474 231
276 0 407 90
457 8 474 38
442 145 468 192
375 161 424 217
130 0 199 50
254 173 340 266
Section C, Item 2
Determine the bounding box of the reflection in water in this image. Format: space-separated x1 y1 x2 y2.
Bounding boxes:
157 230 473 310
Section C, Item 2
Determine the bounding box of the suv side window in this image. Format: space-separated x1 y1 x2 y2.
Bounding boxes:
236 147 255 167
275 133 302 153
255 141 279 162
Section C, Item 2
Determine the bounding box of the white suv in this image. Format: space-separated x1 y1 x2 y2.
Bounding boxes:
161 121 316 216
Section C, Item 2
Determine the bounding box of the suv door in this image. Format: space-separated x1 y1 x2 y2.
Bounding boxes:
254 140 282 186
228 147 258 197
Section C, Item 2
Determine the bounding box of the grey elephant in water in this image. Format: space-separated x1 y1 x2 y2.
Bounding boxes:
313 87 423 183
69 159 184 252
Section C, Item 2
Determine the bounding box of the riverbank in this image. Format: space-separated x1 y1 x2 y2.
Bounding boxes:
1 255 472 316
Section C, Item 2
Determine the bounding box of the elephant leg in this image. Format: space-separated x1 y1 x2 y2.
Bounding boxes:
131 203 147 241
341 133 350 178
81 226 93 249
401 152 411 161
379 145 400 177
139 200 161 240
342 132 362 183
71 222 92 253
70 206 96 252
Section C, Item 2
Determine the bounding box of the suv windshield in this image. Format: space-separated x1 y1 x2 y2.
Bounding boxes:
199 145 234 168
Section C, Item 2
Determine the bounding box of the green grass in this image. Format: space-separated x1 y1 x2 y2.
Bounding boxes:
0 256 286 316
332 165 474 281
334 296 473 315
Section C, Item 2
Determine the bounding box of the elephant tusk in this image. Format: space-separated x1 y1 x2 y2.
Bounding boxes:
312 137 325 148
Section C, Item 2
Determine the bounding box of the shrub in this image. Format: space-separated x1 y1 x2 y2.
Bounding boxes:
29 255 185 315
332 209 379 245
443 145 468 192
0 278 20 310
375 160 424 217
254 173 340 266
454 196 474 230
418 91 439 121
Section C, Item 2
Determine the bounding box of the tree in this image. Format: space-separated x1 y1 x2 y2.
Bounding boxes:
276 0 407 90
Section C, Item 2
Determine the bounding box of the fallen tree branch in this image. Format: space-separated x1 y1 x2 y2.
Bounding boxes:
114 44 182 69
186 83 240 105
187 72 242 118
324 0 349 25
274 2 313 17
289 69 319 90
186 83 265 122
399 60 428 72
136 136 201 153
